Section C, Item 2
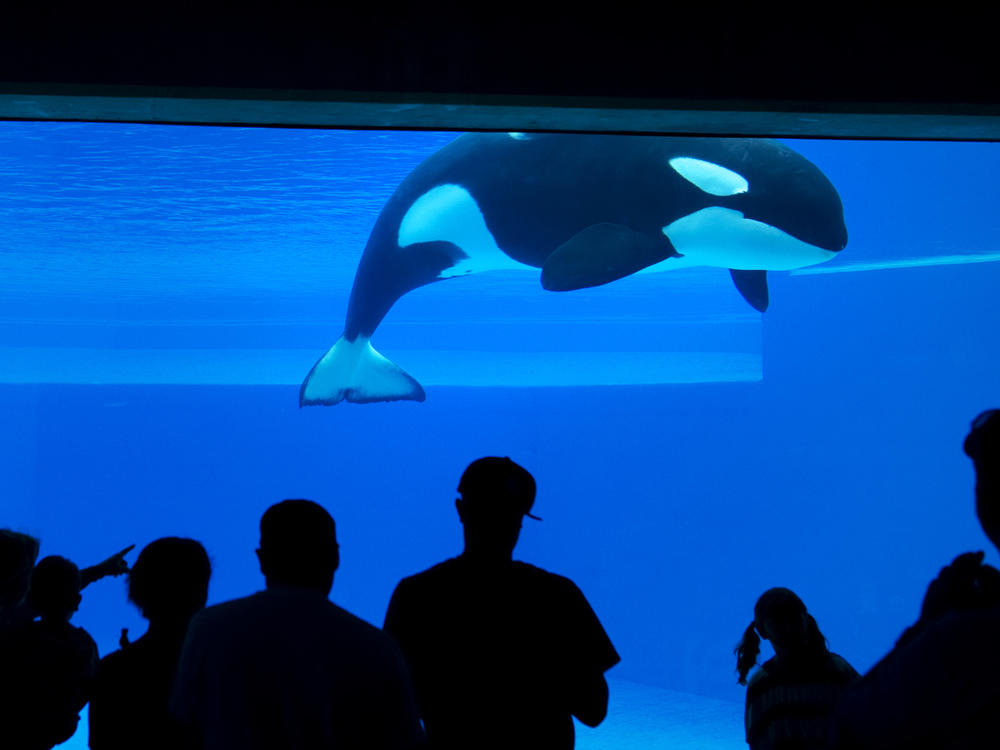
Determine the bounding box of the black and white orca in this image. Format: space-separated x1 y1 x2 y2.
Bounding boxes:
301 133 847 405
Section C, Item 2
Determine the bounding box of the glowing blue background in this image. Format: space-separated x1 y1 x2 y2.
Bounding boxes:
1 124 998 748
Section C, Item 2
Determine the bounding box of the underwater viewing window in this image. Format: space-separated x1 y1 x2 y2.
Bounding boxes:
0 126 773 391
1 120 998 749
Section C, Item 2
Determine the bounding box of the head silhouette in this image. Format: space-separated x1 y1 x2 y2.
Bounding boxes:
0 529 40 608
27 556 81 623
754 588 816 648
965 409 1000 550
128 537 211 626
256 499 339 594
735 587 829 684
455 457 538 562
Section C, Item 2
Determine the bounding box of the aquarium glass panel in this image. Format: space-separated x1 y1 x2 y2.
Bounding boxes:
1 123 998 749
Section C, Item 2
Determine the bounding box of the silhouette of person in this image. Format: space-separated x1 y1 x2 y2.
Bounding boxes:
0 555 99 750
0 529 40 631
170 499 424 750
89 537 212 750
383 456 620 750
735 587 858 750
0 532 133 632
836 408 1000 748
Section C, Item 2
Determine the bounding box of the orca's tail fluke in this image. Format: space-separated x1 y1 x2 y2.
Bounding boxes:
299 336 426 406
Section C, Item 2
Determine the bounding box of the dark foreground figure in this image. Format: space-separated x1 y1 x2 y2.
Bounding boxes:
384 457 620 750
0 529 41 630
0 531 132 631
836 409 1000 748
736 587 858 750
171 499 423 750
90 537 212 750
0 556 99 750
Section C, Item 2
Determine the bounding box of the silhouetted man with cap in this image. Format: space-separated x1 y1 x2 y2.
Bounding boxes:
384 457 619 750
836 409 1000 748
171 499 423 750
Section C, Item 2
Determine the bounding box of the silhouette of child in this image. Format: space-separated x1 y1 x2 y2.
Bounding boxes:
735 587 858 750
0 556 99 750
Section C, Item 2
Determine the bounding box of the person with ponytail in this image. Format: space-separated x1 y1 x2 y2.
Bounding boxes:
735 587 858 750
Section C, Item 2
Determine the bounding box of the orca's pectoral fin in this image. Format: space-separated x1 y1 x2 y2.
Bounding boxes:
730 269 769 312
540 223 677 291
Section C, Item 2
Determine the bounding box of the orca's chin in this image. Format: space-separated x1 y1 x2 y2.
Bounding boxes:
662 207 839 272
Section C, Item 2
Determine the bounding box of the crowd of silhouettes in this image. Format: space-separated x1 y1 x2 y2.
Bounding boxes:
0 407 997 749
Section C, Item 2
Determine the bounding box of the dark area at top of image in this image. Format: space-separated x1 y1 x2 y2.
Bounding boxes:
1 7 998 112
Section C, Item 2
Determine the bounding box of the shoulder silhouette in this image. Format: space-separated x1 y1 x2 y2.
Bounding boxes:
90 537 211 750
170 498 423 750
837 409 1000 749
1 555 99 750
384 457 620 750
0 529 40 631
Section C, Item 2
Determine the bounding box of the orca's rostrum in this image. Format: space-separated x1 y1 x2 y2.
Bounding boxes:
301 133 848 406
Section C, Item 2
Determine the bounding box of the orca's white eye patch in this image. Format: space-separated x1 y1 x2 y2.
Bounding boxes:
669 157 749 196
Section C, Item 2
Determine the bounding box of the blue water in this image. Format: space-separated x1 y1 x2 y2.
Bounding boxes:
1 123 999 748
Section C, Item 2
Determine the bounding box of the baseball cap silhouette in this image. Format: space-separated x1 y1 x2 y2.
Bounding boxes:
457 457 542 521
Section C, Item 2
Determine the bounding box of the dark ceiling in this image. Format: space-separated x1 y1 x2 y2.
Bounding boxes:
2 7 998 138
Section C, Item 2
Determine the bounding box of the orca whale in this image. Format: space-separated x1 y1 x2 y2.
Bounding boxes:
301 133 847 406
